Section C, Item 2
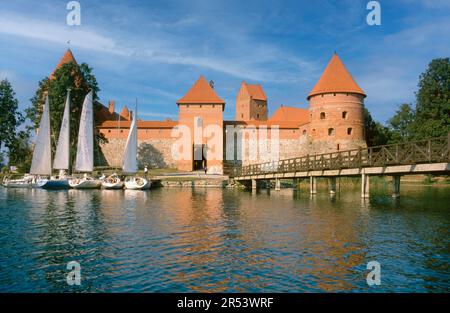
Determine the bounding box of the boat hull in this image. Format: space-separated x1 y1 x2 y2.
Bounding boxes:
102 181 124 189
2 176 38 188
37 179 70 189
2 181 38 188
124 177 151 190
69 179 102 189
101 175 124 189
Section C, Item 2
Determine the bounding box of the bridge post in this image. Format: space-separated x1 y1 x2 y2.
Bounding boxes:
392 175 401 198
329 177 337 194
251 179 257 190
310 176 317 194
293 178 299 190
275 179 281 191
361 173 370 198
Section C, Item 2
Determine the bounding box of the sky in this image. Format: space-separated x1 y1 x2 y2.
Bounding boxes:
0 0 449 123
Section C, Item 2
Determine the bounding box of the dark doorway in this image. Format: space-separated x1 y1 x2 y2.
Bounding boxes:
193 144 207 171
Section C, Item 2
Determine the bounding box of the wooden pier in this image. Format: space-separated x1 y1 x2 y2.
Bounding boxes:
228 134 450 198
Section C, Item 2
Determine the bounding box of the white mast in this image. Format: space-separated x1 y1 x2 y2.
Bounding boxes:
53 89 71 171
30 95 52 176
74 90 94 172
122 103 138 174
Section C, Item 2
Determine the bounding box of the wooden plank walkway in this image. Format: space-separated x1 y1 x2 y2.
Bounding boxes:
227 134 450 198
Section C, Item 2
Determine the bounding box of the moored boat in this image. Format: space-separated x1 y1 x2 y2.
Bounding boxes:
122 103 151 190
2 175 38 188
22 94 53 188
124 177 151 190
102 173 124 189
68 175 101 189
42 89 72 190
37 175 70 189
67 90 101 189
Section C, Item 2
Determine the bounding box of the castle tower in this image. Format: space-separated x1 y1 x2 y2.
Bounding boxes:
176 76 225 173
50 49 77 79
307 53 366 154
235 81 268 121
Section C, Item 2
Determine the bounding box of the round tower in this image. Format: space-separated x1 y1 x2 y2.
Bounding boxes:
307 53 366 154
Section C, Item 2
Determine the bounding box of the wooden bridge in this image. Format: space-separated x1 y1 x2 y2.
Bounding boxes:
228 134 450 198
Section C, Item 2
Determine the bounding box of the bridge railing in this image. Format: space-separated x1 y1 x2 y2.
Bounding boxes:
230 134 450 177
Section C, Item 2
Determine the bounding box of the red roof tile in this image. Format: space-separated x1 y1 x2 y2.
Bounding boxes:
120 106 130 120
244 82 267 101
99 120 178 128
269 106 309 124
308 53 365 99
177 76 225 104
50 49 77 79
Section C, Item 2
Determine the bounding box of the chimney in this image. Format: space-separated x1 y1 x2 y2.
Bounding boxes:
108 100 115 114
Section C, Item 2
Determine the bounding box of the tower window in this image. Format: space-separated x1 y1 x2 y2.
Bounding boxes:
328 128 334 136
320 112 326 119
241 113 244 118
302 130 306 135
347 128 353 135
337 144 340 150
342 111 348 119
257 113 260 118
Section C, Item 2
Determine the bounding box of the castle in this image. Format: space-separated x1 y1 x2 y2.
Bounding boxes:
53 50 367 174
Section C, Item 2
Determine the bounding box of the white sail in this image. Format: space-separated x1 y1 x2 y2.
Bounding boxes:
122 107 138 174
30 95 52 175
74 91 94 172
53 90 70 170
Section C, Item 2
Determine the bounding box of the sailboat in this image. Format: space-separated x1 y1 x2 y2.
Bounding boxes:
68 91 101 189
123 105 150 190
3 95 53 188
37 90 71 189
101 114 124 189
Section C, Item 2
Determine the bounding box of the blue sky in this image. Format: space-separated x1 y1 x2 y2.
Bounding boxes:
0 0 449 123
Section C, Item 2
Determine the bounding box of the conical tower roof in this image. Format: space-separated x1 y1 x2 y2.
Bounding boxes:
308 53 365 99
177 76 225 104
50 49 78 79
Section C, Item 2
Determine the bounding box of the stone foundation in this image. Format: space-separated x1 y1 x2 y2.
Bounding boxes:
100 138 177 168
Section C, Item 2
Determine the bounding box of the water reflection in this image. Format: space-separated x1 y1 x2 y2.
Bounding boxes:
0 186 449 292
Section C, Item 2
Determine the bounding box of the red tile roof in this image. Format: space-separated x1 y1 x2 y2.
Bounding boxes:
99 120 178 128
95 101 123 124
177 76 225 104
269 105 309 124
308 53 365 99
244 82 267 101
224 120 307 129
120 106 130 120
50 49 77 79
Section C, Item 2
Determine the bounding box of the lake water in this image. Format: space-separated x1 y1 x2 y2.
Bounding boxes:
0 185 449 292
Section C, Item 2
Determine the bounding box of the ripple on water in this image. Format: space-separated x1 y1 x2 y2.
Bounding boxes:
0 187 449 292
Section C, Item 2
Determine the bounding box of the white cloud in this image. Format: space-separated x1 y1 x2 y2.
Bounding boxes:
0 13 131 56
0 11 315 84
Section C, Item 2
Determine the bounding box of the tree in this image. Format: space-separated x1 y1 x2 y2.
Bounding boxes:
137 143 167 169
26 62 104 171
0 151 5 169
387 103 415 143
363 107 390 146
7 130 33 173
0 79 23 150
413 58 450 139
